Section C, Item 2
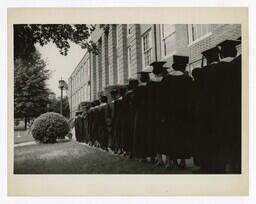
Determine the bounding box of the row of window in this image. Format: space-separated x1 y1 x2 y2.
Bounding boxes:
141 24 212 69
71 85 91 109
71 59 90 93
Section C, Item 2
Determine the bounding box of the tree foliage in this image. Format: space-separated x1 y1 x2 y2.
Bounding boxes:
14 51 50 122
14 24 98 60
48 96 70 118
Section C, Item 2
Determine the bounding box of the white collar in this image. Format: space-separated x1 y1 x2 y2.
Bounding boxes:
220 57 235 63
100 103 107 106
220 53 239 63
151 75 163 82
168 70 184 76
139 82 147 86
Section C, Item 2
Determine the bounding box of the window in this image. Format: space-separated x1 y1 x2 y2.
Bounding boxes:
142 30 152 67
188 24 211 44
128 47 132 78
160 24 176 57
87 60 90 80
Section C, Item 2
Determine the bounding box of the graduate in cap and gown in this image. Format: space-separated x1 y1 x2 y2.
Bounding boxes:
82 104 91 144
112 87 127 154
191 47 220 171
147 61 167 166
210 39 241 173
162 55 193 169
97 95 109 150
74 111 83 142
132 71 150 160
121 79 138 157
90 100 101 147
106 89 119 151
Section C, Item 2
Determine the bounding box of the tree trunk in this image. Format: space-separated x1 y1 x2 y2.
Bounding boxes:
24 116 27 130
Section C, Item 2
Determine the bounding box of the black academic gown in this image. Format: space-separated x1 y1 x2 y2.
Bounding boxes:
83 112 89 143
132 84 149 158
230 55 242 171
87 109 93 143
112 98 123 151
97 104 108 149
203 56 241 173
74 116 80 141
162 73 193 159
91 107 99 144
121 90 137 153
192 64 218 169
147 78 165 156
74 115 82 142
108 101 116 149
215 55 241 172
191 67 206 163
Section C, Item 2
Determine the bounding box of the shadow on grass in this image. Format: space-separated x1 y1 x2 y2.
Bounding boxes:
14 141 193 174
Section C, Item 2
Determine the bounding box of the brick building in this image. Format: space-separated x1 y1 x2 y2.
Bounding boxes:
68 24 241 118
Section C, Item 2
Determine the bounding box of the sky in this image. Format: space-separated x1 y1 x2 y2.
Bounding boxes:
35 42 86 97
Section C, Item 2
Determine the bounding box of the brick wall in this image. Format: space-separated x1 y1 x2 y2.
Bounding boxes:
189 24 241 65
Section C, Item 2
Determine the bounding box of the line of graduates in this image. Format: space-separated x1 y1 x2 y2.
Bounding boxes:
74 39 241 174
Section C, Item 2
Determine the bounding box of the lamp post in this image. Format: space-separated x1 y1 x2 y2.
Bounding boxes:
59 78 65 115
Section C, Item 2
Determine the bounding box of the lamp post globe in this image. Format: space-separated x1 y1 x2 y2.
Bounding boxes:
59 78 65 115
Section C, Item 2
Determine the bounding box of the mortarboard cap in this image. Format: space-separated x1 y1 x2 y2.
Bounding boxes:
110 88 118 95
137 71 150 83
137 71 151 74
217 40 241 49
201 47 220 63
150 61 167 74
173 55 189 64
150 61 166 67
137 71 151 77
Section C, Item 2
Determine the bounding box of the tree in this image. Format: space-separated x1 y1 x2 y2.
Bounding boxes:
48 96 70 119
14 24 98 60
14 51 50 129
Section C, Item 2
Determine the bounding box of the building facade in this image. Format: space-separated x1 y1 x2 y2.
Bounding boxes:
68 51 91 117
68 24 241 118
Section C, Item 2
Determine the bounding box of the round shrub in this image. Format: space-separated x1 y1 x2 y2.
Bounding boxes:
31 112 70 143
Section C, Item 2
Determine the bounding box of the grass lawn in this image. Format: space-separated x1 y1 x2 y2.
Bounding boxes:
14 129 34 144
14 141 194 174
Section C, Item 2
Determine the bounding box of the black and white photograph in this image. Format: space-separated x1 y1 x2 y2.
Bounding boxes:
13 23 242 174
7 7 249 196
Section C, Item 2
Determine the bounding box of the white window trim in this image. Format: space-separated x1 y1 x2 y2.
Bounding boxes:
116 25 121 84
160 50 177 61
160 24 176 59
188 24 212 47
141 29 152 70
127 46 132 78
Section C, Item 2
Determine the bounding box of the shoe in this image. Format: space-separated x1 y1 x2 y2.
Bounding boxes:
155 160 164 167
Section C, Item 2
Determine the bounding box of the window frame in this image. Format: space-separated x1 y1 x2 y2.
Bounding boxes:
127 46 132 78
160 24 176 59
141 29 153 70
187 24 212 46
